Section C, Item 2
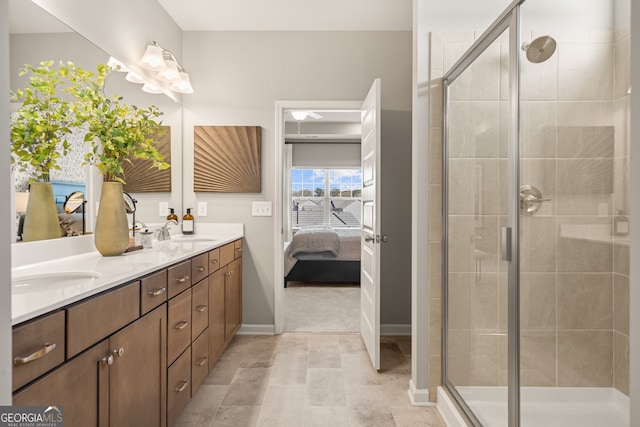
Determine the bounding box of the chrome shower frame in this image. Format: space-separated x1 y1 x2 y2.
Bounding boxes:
441 0 525 425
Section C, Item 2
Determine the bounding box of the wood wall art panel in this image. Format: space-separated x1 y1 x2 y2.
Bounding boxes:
193 126 262 193
123 126 171 193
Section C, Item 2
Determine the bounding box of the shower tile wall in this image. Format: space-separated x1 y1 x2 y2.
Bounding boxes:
432 29 630 396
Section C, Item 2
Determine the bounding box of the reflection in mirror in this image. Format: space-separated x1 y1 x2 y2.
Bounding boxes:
123 192 143 253
63 191 86 235
9 0 183 244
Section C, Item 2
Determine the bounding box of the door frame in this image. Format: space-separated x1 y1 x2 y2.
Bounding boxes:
273 99 363 335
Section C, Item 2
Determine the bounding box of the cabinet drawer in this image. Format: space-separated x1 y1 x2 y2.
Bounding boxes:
208 248 221 272
167 347 191 427
234 239 243 259
140 270 168 315
67 282 140 358
12 310 66 391
167 260 192 299
191 331 209 396
167 289 192 365
191 253 209 285
219 242 235 267
191 280 209 341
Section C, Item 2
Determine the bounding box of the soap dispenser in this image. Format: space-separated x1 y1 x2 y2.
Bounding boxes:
167 208 178 221
182 208 195 235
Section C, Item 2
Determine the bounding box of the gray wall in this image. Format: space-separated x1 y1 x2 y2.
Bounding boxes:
1 0 12 404
292 144 361 167
182 30 412 326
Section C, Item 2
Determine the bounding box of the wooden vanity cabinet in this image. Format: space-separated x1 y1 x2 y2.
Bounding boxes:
167 288 192 366
13 304 167 427
208 240 243 368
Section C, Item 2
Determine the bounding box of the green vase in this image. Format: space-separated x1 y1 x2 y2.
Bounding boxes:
22 182 61 242
94 182 129 256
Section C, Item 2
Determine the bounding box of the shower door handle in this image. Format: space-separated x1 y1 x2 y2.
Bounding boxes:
501 227 512 262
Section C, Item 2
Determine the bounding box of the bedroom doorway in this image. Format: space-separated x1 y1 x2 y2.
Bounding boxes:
274 100 364 336
275 79 382 373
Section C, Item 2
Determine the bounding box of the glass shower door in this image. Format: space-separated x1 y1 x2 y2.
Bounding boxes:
443 24 511 427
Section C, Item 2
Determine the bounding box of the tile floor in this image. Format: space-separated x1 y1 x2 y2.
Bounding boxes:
175 333 446 427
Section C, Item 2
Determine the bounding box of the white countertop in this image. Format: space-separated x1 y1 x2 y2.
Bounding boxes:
11 224 243 325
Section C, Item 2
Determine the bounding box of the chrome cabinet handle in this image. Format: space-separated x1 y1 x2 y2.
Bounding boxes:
196 266 206 272
101 355 114 366
175 380 189 392
196 357 208 367
14 343 56 365
177 275 190 283
236 248 242 252
175 320 189 330
113 347 125 358
147 287 166 296
196 305 207 312
210 259 219 264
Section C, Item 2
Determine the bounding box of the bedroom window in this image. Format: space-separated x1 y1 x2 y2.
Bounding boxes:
291 168 362 228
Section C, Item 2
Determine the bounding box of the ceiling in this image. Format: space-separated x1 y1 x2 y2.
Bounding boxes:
157 0 412 32
8 0 72 33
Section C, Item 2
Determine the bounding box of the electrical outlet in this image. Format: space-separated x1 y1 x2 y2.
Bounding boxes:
159 202 169 217
197 202 208 217
252 201 272 217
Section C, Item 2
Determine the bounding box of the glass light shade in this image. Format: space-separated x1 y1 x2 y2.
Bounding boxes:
15 192 29 212
170 72 194 94
125 71 145 84
107 57 129 72
291 111 309 121
157 58 180 82
138 44 166 71
142 82 163 94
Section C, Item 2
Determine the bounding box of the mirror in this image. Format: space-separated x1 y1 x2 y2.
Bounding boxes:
63 191 86 235
9 0 183 243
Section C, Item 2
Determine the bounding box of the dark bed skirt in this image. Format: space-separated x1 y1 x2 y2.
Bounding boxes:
284 260 361 288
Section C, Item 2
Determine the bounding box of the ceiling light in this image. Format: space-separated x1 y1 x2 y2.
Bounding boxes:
171 72 194 94
139 44 166 71
291 111 309 121
142 82 163 94
125 71 145 84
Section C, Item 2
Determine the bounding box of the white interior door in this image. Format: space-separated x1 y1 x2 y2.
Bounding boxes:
360 78 381 370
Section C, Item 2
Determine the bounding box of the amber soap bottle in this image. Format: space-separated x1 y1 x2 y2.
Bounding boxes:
182 208 195 234
167 208 178 221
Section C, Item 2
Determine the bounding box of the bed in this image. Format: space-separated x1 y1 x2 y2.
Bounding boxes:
284 225 361 287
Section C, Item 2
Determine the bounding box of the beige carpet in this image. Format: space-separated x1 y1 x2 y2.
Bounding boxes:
284 282 360 332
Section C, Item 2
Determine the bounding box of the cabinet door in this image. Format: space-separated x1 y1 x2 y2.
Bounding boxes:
109 305 167 427
168 289 192 365
167 347 191 427
225 258 242 340
208 268 226 367
13 340 110 427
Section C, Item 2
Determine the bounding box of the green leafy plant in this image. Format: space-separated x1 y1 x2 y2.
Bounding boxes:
69 63 170 184
10 60 85 182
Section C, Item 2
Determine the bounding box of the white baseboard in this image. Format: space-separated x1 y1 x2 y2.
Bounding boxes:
437 386 468 427
408 379 434 406
381 324 411 335
237 324 275 335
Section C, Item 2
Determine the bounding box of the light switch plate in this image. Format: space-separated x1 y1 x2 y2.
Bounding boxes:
197 202 208 217
159 202 169 217
252 201 272 217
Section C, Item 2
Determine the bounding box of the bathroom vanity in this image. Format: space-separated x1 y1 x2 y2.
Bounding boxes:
10 224 243 427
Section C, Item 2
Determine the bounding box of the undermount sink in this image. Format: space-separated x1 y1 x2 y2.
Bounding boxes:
12 271 101 293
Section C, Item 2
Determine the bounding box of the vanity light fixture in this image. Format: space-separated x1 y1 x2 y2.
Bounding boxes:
137 41 194 95
125 71 145 84
142 82 163 94
107 56 129 72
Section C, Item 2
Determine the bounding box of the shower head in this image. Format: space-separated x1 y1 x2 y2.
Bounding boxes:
521 35 557 63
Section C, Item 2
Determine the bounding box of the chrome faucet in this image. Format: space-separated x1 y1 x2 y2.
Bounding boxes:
157 219 178 241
